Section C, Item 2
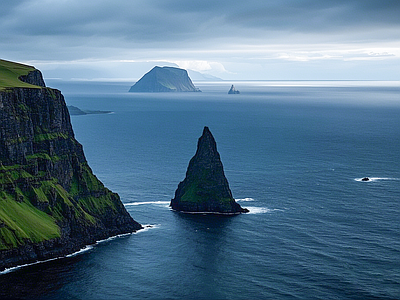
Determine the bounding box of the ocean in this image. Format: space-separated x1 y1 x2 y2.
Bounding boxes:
1 80 399 299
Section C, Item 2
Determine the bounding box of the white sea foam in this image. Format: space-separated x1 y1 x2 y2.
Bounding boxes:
95 232 134 245
0 227 150 275
0 245 96 275
124 201 170 206
355 177 399 182
134 224 160 234
246 207 282 214
236 197 255 202
65 245 94 257
0 256 60 275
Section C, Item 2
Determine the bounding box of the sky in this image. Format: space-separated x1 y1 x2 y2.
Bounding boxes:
1 0 400 80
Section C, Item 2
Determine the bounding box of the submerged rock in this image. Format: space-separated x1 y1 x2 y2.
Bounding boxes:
228 85 240 94
170 127 248 214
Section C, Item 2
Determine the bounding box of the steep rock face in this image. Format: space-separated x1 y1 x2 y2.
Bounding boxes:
170 127 248 214
129 66 201 92
18 69 46 87
0 62 142 271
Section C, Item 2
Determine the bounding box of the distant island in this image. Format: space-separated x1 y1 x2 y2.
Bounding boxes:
228 85 240 94
170 127 248 214
129 66 201 93
187 70 222 81
67 105 112 116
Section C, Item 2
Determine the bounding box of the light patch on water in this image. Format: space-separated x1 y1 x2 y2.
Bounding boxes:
125 201 170 206
236 197 255 202
246 207 283 214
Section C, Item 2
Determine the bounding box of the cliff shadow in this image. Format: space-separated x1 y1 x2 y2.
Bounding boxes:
0 255 84 299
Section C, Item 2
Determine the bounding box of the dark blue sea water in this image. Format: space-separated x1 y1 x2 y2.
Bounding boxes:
1 80 400 299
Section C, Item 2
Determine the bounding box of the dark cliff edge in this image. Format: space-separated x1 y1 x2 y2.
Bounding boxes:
18 69 46 88
170 127 248 214
129 66 201 92
0 60 142 272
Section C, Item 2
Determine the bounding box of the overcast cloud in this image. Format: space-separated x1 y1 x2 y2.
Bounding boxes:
1 0 400 80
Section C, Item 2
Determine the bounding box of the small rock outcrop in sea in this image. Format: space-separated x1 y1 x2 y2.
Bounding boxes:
362 177 370 181
0 59 142 272
228 85 240 94
67 105 112 116
67 105 87 115
129 66 201 92
170 127 248 214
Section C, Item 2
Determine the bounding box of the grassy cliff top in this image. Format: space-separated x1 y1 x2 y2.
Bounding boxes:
0 59 42 90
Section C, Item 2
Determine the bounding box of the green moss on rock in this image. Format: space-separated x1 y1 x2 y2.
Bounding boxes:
0 191 60 250
171 127 248 214
33 132 69 143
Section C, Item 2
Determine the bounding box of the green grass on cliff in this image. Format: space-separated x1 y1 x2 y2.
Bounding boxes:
0 59 41 90
33 132 69 143
0 191 60 250
0 160 124 250
70 163 119 215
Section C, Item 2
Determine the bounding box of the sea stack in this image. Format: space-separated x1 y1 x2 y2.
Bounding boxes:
228 85 240 94
170 127 248 214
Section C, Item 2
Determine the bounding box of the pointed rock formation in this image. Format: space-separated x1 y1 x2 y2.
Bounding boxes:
170 127 248 214
228 85 240 94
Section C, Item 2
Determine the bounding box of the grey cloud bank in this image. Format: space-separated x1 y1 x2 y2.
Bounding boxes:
1 0 400 80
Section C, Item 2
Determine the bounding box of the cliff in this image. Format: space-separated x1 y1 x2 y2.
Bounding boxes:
129 66 201 92
0 59 142 271
170 127 248 214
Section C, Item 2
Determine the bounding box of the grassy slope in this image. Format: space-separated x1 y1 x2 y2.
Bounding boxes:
0 60 61 250
0 158 121 250
0 59 41 90
0 191 60 250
